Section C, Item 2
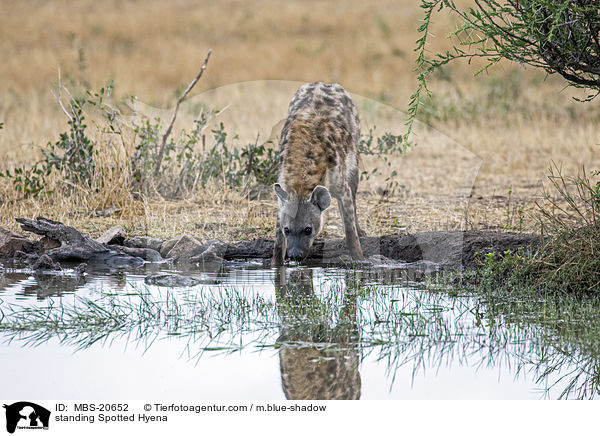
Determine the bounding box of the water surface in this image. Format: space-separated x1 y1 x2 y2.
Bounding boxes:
0 262 598 400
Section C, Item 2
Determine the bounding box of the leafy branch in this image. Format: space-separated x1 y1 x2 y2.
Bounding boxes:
407 0 600 136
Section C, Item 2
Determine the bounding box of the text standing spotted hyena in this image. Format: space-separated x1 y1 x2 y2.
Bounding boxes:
272 82 365 265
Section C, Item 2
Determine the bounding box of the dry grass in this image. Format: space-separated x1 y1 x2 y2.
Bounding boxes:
1 0 599 241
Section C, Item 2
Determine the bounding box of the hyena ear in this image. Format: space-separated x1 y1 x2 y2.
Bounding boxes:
310 185 331 211
273 183 289 204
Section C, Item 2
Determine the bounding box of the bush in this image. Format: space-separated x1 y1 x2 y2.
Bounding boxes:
131 115 280 197
1 98 94 196
472 165 600 296
1 84 406 201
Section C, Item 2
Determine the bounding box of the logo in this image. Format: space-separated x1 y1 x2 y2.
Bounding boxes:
3 402 50 434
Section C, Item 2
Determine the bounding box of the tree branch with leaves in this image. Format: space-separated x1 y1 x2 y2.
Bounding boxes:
406 0 600 136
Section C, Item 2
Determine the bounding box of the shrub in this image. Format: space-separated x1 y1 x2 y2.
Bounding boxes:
472 165 600 296
1 98 94 196
1 82 406 201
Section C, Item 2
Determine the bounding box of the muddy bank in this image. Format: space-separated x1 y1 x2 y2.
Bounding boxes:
223 231 540 267
0 217 540 270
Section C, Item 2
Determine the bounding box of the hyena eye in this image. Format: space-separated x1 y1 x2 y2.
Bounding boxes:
304 227 312 235
283 227 290 235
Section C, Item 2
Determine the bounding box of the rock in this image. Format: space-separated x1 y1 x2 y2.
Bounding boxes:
189 241 227 265
74 263 87 274
144 273 202 287
223 238 274 260
164 234 204 260
124 236 164 252
160 237 179 258
32 254 62 271
40 236 61 250
104 254 144 269
0 227 32 259
96 225 126 245
117 246 163 262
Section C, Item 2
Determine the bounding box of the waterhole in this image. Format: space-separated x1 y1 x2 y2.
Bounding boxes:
0 261 598 399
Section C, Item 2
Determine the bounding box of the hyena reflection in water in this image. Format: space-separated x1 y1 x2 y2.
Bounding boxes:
272 82 365 265
274 268 361 400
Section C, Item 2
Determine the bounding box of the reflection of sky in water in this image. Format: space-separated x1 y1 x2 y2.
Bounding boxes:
3 335 544 400
0 265 597 400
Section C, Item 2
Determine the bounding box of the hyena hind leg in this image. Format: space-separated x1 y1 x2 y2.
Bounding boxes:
272 216 286 266
337 188 364 260
350 165 366 237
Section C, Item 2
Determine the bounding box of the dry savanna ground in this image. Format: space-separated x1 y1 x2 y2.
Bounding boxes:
1 0 599 242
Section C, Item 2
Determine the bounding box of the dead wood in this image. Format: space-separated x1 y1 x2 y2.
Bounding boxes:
15 217 143 266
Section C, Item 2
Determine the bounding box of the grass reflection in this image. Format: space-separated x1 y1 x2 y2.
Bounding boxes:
0 267 599 399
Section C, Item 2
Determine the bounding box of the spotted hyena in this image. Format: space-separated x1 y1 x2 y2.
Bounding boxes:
272 82 365 265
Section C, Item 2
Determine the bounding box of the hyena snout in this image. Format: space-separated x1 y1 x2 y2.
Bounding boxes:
287 246 306 262
286 236 313 261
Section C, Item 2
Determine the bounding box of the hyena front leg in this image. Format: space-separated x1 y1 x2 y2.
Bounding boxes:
272 216 286 266
337 186 364 260
350 165 366 237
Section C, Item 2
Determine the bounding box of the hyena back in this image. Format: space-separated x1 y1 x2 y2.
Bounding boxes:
272 82 365 265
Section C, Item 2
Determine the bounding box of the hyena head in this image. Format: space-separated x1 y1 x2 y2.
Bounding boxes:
274 183 331 261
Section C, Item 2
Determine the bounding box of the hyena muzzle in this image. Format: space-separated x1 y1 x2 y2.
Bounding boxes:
272 82 365 265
